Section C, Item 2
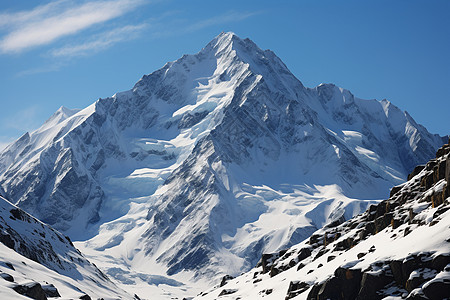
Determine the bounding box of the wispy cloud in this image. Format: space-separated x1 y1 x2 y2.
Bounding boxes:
0 0 146 54
51 23 147 57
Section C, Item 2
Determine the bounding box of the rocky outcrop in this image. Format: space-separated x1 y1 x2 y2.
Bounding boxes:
12 282 47 300
252 139 450 300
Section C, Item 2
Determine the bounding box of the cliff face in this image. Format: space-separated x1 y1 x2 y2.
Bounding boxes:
197 138 450 300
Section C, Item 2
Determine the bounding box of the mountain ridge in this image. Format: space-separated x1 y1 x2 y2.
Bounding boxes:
0 32 447 298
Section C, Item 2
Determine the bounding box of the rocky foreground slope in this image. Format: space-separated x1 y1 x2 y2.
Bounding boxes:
0 195 131 299
197 139 450 299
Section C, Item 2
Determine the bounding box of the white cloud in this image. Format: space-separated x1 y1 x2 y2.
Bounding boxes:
0 0 146 53
51 23 147 57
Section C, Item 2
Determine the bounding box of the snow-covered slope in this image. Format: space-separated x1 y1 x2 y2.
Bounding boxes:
0 194 132 299
197 139 450 300
0 32 447 297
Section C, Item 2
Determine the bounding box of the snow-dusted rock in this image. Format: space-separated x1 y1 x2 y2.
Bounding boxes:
0 194 131 299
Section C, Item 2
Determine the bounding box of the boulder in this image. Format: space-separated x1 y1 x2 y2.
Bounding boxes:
219 275 234 287
42 284 61 298
334 267 362 300
218 289 237 296
317 277 343 300
261 253 279 273
285 281 310 299
357 272 393 300
0 272 14 282
422 278 450 300
12 282 47 300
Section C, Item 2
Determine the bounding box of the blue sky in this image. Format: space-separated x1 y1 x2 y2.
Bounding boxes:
0 0 449 149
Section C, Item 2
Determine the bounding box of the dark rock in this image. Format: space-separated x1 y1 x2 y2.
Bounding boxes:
285 281 309 299
389 260 404 286
261 289 273 295
0 272 14 282
433 159 446 182
407 165 425 181
42 284 61 297
357 252 367 259
334 237 354 251
334 267 362 300
420 173 434 190
261 253 279 273
446 155 450 182
12 282 47 300
314 247 329 260
0 232 15 249
422 279 450 300
317 277 342 300
327 255 336 262
390 185 403 197
219 275 234 287
297 247 312 262
405 268 435 292
357 272 393 300
431 254 450 271
218 289 237 296
5 262 14 270
79 295 92 300
306 284 321 300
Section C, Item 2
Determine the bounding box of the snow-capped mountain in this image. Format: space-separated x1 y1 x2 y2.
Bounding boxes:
0 194 132 299
0 32 447 297
197 138 450 300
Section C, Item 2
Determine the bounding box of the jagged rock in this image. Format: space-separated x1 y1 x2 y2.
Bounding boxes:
219 275 234 287
357 271 393 300
306 284 321 300
405 268 436 292
79 295 92 300
408 165 426 181
390 260 404 286
261 253 279 273
334 267 362 300
285 281 309 299
260 289 273 295
390 185 403 197
42 284 61 298
218 289 237 296
297 247 312 262
12 282 47 300
317 277 342 300
422 277 450 300
446 153 450 182
431 254 450 271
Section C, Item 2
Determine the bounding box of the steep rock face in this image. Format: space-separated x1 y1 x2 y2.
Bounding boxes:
197 139 450 299
0 32 447 281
